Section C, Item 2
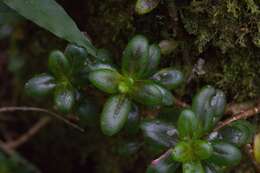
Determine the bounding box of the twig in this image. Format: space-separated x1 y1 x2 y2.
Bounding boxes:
0 107 84 132
6 117 51 150
214 104 260 131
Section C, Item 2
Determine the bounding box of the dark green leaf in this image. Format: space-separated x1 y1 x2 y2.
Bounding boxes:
3 0 97 56
182 161 204 173
124 104 140 134
101 95 131 136
25 73 56 98
152 68 184 90
203 162 224 173
117 141 142 156
141 120 178 148
88 68 121 94
135 0 160 15
154 84 173 106
54 86 75 113
64 44 90 74
147 150 180 173
177 109 201 139
192 86 226 133
208 141 242 166
48 50 70 78
193 140 213 160
143 44 161 77
122 35 149 78
216 120 255 147
132 81 164 106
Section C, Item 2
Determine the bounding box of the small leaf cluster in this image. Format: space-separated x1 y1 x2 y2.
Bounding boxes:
88 35 183 136
145 86 255 173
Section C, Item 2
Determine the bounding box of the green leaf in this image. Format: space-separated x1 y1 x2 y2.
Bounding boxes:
254 133 260 163
193 140 213 160
172 141 192 162
216 120 255 147
3 0 97 56
155 85 174 106
132 81 164 106
152 68 184 90
208 141 241 166
25 73 56 98
135 0 160 15
177 109 201 139
192 86 226 133
48 50 70 79
143 44 161 77
122 35 149 78
54 86 75 113
76 98 99 127
203 162 224 173
147 150 180 173
124 104 140 134
141 120 178 148
88 68 121 94
101 95 131 136
182 161 204 173
64 44 90 74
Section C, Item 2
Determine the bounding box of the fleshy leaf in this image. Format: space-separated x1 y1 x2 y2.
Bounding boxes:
154 84 173 106
25 73 56 98
101 95 131 136
135 0 160 15
54 86 75 113
124 104 140 134
96 48 113 64
203 162 224 173
192 86 226 133
193 140 213 160
172 142 192 162
152 68 184 90
48 50 70 79
254 133 260 163
122 35 149 78
3 0 97 56
141 120 178 148
146 150 180 173
88 68 121 94
177 109 201 139
216 120 255 147
208 141 241 166
143 44 161 77
182 161 204 173
132 81 164 106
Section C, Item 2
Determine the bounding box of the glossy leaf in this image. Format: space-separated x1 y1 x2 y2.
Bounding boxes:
152 68 184 89
122 35 149 78
124 104 140 134
192 86 226 133
25 73 56 98
172 142 192 162
177 109 201 139
141 120 178 148
217 120 255 147
208 141 241 166
88 68 121 94
64 44 89 74
143 44 161 77
132 81 164 106
182 161 204 173
48 50 70 78
135 0 160 15
147 150 180 173
203 162 224 173
101 95 131 136
155 85 173 106
54 86 75 113
3 0 97 56
254 133 260 163
117 141 142 156
193 140 213 160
